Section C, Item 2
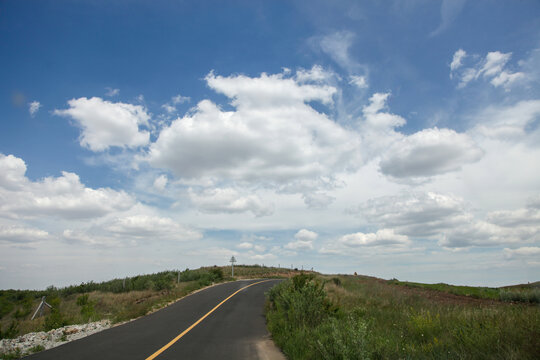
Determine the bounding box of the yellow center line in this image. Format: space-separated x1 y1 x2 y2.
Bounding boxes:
145 279 274 360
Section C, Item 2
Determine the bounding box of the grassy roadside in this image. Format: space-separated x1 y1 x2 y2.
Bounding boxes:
0 265 295 342
266 273 540 359
387 279 540 303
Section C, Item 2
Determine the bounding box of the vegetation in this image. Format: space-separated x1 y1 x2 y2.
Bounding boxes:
266 274 540 359
0 264 293 343
388 279 540 303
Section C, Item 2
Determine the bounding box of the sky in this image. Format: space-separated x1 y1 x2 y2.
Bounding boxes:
1 0 540 289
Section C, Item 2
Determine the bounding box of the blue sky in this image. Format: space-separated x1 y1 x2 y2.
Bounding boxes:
1 0 539 289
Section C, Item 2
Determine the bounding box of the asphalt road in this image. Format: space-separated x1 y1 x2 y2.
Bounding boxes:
25 279 284 360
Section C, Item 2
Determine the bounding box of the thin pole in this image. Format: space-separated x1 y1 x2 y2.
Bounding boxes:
31 296 52 320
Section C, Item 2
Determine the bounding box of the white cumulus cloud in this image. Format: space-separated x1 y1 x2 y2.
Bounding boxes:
188 187 274 217
470 99 540 142
380 128 483 179
356 192 471 238
147 71 361 192
54 97 150 152
285 229 318 250
0 153 135 219
153 174 168 191
106 215 202 241
340 229 409 247
349 75 368 88
0 225 49 243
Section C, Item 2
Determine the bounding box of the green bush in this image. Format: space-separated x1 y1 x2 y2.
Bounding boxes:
0 320 19 339
0 348 22 360
266 274 356 359
29 344 45 353
499 288 540 303
210 267 224 281
0 296 14 319
76 294 96 322
43 297 68 331
314 315 368 359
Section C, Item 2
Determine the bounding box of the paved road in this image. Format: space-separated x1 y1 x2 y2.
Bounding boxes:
26 279 284 360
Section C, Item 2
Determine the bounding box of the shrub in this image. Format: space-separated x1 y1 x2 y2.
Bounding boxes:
77 294 96 322
210 267 224 281
266 274 356 359
43 297 69 331
0 320 19 339
0 348 22 360
314 314 368 359
29 344 45 353
0 296 14 319
499 288 540 303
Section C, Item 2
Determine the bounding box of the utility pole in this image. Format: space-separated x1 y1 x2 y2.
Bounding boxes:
230 256 237 277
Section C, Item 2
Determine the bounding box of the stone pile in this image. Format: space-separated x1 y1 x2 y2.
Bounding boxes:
0 320 111 357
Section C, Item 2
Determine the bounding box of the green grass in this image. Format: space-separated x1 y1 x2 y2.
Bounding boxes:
266 274 540 359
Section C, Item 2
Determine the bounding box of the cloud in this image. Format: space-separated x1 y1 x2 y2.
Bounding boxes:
438 221 510 248
249 253 276 261
470 99 540 142
358 92 406 159
296 65 336 84
0 153 135 219
380 128 483 179
430 0 467 37
450 49 466 71
54 97 150 152
450 50 525 89
356 192 471 238
147 70 361 192
339 229 409 247
237 242 254 249
188 187 274 217
285 229 318 250
487 208 540 227
315 31 361 72
161 94 191 114
311 31 369 85
527 195 540 210
105 87 120 97
355 190 540 248
503 247 540 259
236 242 266 252
28 101 41 116
0 225 49 243
62 229 120 247
349 75 368 88
296 229 318 241
284 240 313 251
302 192 335 209
105 215 202 241
153 174 168 191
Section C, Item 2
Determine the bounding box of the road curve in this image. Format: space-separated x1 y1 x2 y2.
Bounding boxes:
25 279 284 360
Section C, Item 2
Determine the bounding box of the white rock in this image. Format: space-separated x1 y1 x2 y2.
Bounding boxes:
0 320 111 357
